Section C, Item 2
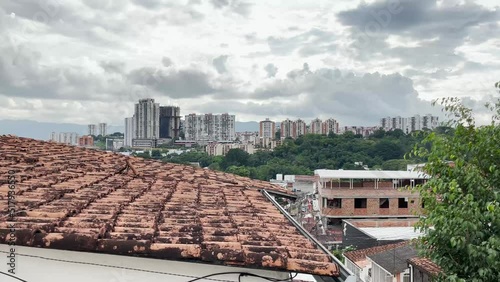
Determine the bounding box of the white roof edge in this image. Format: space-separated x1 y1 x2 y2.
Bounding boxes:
314 169 429 179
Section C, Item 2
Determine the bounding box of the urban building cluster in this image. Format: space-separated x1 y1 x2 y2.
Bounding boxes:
49 122 108 146
124 98 181 148
49 132 80 146
87 123 108 136
380 114 439 133
49 97 440 157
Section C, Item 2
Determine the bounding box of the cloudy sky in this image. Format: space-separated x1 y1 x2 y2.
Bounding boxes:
0 0 499 126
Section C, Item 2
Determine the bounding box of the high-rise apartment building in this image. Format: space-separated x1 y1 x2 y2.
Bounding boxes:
134 98 160 139
50 132 79 145
380 114 439 133
280 119 293 139
259 118 276 139
159 106 181 139
98 123 107 136
280 119 307 139
294 119 307 137
321 118 339 135
422 114 439 130
88 124 96 136
124 117 135 147
309 118 322 134
184 113 235 142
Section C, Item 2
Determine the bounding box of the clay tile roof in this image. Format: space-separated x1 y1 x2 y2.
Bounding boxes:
407 257 442 276
344 241 409 263
0 136 337 277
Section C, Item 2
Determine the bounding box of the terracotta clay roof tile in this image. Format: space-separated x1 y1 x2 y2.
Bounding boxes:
0 136 337 277
408 257 442 276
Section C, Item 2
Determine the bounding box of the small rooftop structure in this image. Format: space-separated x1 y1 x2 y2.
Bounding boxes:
315 169 429 180
368 244 418 275
343 219 421 249
358 227 422 241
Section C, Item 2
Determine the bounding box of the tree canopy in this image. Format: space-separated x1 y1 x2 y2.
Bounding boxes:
412 97 500 281
157 129 430 180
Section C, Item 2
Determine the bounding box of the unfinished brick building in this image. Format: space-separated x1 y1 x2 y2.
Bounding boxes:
314 170 428 236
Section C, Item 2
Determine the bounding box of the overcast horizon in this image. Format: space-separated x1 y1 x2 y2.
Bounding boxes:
1 0 499 127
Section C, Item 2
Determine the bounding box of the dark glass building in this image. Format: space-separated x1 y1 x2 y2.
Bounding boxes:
159 106 181 139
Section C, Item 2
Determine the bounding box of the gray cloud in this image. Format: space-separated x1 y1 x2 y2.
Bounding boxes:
0 44 127 102
247 65 440 124
213 55 229 74
127 67 217 99
131 0 164 9
100 61 126 74
338 0 500 68
210 0 253 16
264 63 278 78
211 0 230 8
162 57 173 67
267 28 336 56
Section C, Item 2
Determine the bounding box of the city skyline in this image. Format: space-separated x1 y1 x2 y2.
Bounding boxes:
1 1 498 127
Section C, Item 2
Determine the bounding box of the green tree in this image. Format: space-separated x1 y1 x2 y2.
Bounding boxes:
275 129 281 140
371 128 386 138
221 149 250 169
226 166 251 177
381 159 411 170
412 97 500 281
151 150 162 159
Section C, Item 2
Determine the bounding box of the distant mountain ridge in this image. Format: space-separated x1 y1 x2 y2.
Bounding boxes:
0 119 260 140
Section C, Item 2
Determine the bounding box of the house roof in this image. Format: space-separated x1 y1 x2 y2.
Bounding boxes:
315 169 429 180
368 245 418 275
0 136 338 277
408 257 442 277
343 241 409 264
358 227 423 241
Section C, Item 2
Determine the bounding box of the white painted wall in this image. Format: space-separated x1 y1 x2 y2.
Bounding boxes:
1 245 292 282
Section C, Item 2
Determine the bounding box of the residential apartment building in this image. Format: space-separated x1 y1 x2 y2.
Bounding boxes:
78 135 94 147
322 118 340 135
280 119 294 139
257 138 279 149
98 123 107 136
259 118 276 139
87 124 96 136
50 132 79 146
294 119 307 137
280 119 307 139
124 117 135 147
309 118 322 135
236 131 258 144
134 98 160 139
339 126 378 137
159 106 181 139
184 113 235 142
315 169 428 242
380 114 439 133
205 142 255 156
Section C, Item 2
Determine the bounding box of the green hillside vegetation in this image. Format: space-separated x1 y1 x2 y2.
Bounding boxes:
150 128 445 180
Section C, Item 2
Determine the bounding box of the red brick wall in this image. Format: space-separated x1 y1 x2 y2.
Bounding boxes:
389 198 399 215
367 198 379 215
343 199 354 215
321 196 421 217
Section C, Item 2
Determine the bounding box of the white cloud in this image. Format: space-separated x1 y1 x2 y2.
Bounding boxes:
0 0 498 126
